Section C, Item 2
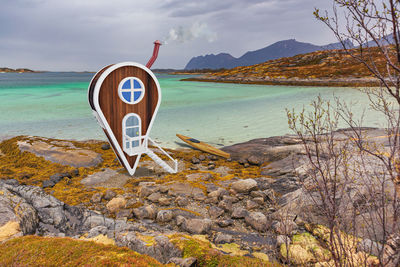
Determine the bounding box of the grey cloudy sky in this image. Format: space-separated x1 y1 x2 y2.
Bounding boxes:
0 0 335 71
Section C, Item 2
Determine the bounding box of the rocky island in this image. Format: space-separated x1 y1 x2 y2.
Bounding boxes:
0 129 398 266
0 67 37 73
182 46 389 87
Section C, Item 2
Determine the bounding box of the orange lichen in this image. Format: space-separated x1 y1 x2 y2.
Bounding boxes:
0 235 166 266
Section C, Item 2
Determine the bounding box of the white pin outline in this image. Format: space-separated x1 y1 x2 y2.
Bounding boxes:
91 62 162 175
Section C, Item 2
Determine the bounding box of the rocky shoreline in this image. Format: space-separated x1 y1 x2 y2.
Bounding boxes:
0 131 398 266
181 76 381 87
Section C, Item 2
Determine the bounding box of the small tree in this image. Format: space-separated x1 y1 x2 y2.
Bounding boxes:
285 1 400 265
314 0 400 198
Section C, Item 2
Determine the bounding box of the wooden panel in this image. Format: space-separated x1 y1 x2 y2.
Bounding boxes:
98 66 159 168
88 64 114 110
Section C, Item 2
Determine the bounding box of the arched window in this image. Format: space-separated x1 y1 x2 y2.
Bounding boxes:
118 77 145 104
122 113 142 155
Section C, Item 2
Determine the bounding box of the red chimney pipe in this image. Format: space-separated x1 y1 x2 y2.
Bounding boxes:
146 40 162 69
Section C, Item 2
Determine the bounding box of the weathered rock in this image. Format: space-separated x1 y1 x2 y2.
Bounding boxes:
167 182 204 197
247 155 261 165
106 197 126 214
253 197 264 205
271 220 298 235
176 215 186 226
216 219 233 227
199 155 206 161
176 196 189 207
1 181 86 235
218 198 233 212
214 233 233 244
147 192 162 203
81 169 130 188
245 212 268 232
208 206 224 219
133 205 157 220
103 189 117 201
42 180 56 188
158 197 172 206
182 218 212 234
87 225 108 238
17 139 103 167
231 179 258 193
246 200 259 210
168 257 197 267
208 188 228 199
116 232 182 264
222 136 303 165
156 210 174 223
49 173 69 184
186 173 212 181
0 183 38 239
101 143 111 150
116 209 133 219
139 185 158 199
250 190 264 198
193 192 206 201
91 192 103 203
191 157 200 164
232 207 248 219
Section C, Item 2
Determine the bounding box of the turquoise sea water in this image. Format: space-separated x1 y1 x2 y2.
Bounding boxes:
0 72 384 148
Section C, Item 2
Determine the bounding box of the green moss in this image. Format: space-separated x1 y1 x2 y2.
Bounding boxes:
280 232 331 265
169 234 280 267
0 235 167 266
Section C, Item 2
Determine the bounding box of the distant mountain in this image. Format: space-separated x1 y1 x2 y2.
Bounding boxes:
185 53 237 70
184 39 354 70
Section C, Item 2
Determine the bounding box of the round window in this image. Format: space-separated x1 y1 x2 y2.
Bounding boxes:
118 77 145 104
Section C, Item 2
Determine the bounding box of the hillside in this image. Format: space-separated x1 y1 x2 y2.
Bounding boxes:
184 39 354 70
182 46 390 87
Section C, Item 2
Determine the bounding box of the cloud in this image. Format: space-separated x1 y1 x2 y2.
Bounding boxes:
163 22 217 44
0 0 336 70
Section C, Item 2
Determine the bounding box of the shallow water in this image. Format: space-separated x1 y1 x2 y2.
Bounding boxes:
0 72 384 148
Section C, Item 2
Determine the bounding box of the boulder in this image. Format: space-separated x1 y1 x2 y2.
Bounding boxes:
246 200 259 210
147 192 162 203
245 212 268 232
156 210 174 223
0 183 38 240
232 207 248 219
216 219 233 227
231 179 258 193
214 233 233 244
208 206 224 219
133 205 157 220
106 197 126 214
182 218 212 234
91 192 103 203
103 189 117 200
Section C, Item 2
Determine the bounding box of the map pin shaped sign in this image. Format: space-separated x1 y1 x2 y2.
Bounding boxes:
88 41 177 175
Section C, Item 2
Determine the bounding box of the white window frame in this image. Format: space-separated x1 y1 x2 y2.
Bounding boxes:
118 77 145 105
122 113 144 155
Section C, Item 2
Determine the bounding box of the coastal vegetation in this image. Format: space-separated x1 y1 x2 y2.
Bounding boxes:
0 67 36 73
